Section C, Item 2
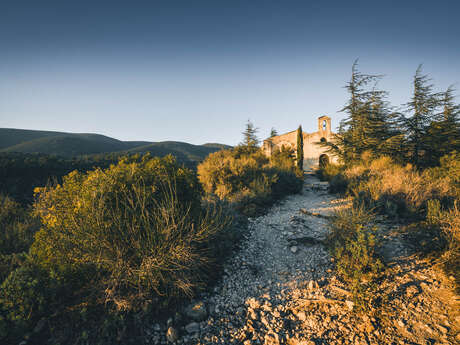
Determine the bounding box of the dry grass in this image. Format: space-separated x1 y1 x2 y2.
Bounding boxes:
339 153 460 290
197 147 303 216
438 203 460 287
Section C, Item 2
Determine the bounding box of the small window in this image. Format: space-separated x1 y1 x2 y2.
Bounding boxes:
320 137 327 143
322 120 327 131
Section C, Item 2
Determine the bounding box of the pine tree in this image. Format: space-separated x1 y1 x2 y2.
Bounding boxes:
296 125 304 170
329 61 396 164
424 86 460 166
270 128 278 137
240 120 260 149
403 65 441 167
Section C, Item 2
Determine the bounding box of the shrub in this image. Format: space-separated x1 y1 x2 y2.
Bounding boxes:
0 194 39 256
437 204 460 290
0 253 27 284
1 261 60 326
332 153 459 292
327 204 384 310
316 162 347 193
316 162 343 182
198 147 302 216
30 154 232 311
340 154 456 219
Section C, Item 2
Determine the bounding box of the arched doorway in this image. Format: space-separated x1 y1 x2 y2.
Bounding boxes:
319 154 329 168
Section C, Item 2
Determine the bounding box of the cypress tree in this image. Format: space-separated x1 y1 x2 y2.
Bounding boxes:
270 127 278 137
296 125 304 170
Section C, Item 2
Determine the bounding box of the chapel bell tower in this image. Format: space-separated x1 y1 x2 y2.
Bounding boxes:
318 116 331 137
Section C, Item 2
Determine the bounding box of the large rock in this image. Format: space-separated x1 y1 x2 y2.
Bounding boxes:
186 301 208 322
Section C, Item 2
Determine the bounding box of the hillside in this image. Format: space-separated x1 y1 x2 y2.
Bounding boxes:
126 141 232 163
0 128 230 162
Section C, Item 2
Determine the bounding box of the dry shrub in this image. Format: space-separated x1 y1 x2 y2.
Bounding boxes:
344 154 456 218
316 162 343 181
28 155 232 311
338 152 459 290
438 203 460 287
198 147 302 216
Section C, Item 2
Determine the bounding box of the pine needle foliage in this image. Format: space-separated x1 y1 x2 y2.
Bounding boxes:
325 60 400 164
424 86 460 166
241 120 260 148
403 65 443 167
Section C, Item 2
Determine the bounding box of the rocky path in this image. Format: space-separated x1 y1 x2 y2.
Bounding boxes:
158 174 460 345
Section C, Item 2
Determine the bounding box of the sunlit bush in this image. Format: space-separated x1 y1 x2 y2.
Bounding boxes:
197 146 302 215
338 153 456 219
327 204 384 310
329 152 459 291
29 154 231 310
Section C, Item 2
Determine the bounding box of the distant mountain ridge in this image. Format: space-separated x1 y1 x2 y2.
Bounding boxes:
0 128 232 164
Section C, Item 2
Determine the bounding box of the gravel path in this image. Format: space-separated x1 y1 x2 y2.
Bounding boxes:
160 173 459 345
180 173 347 344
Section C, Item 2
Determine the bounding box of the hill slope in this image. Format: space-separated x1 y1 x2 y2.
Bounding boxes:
0 128 230 163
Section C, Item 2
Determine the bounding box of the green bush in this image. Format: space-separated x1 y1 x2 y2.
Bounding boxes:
0 253 27 284
1 261 59 325
197 146 303 216
29 154 232 311
0 194 39 256
0 154 241 344
0 259 67 343
327 204 384 310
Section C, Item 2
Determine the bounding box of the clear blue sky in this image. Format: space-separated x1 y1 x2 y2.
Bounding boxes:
1 0 459 145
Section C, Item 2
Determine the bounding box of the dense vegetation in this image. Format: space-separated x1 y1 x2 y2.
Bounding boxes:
0 128 231 161
321 62 460 300
198 122 303 216
0 139 231 204
0 121 301 344
322 62 460 168
0 155 243 344
0 152 120 204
